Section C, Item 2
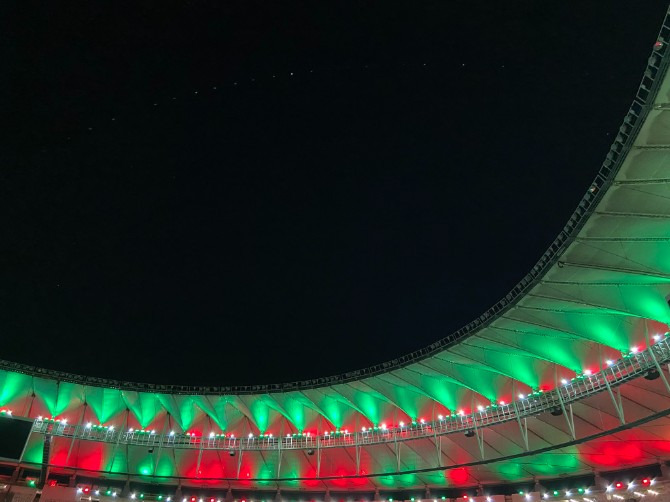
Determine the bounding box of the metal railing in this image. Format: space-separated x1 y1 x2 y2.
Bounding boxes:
31 336 670 451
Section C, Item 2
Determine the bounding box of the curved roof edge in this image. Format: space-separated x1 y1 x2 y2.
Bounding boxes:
2 8 670 395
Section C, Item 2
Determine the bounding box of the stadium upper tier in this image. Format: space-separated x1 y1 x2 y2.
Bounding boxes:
1 6 670 493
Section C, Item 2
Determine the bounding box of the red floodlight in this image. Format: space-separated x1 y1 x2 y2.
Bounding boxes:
642 478 651 486
48 480 57 487
83 487 91 494
190 497 197 502
210 498 216 502
614 482 624 490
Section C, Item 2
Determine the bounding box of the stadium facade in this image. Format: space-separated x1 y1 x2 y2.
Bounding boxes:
2 7 670 501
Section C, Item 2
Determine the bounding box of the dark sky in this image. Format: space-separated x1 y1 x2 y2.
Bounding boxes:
4 1 668 386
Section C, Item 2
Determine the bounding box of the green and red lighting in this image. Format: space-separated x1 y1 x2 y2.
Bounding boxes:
1 26 670 490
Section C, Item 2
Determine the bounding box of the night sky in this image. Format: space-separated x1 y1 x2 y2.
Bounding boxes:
4 1 668 386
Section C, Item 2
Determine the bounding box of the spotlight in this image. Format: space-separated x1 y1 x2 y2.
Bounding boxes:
229 450 236 457
307 449 315 456
645 370 660 381
464 430 475 438
550 408 563 416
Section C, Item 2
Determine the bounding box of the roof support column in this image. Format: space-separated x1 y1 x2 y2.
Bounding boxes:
152 415 169 477
65 402 87 466
511 383 529 450
432 401 442 466
277 437 282 478
600 347 625 424
236 439 243 478
196 435 205 479
109 409 128 474
470 395 485 459
393 428 401 472
645 323 670 394
434 435 442 466
355 443 361 475
472 418 485 459
554 367 576 439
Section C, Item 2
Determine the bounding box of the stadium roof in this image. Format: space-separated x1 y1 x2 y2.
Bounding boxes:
1 6 670 493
